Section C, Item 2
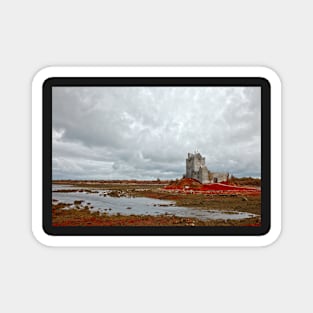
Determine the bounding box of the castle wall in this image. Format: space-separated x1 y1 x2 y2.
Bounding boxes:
192 154 205 172
209 172 229 183
199 166 209 184
186 158 193 178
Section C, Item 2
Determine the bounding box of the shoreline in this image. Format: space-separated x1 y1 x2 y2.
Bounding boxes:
52 180 261 227
52 207 261 227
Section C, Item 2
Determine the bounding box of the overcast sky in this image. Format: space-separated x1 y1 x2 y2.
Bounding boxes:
52 86 261 180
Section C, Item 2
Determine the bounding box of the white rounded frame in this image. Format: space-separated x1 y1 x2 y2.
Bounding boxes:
32 66 281 247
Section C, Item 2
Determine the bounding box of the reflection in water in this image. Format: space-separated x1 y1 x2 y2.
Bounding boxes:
52 185 257 221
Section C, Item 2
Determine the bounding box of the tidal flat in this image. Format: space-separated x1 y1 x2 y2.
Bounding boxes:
52 180 261 227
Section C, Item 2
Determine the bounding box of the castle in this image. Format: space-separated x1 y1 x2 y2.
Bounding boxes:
185 151 229 184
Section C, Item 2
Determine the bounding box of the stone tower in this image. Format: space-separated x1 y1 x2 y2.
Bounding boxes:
186 152 209 183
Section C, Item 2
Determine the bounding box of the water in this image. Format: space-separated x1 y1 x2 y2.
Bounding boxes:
52 185 257 221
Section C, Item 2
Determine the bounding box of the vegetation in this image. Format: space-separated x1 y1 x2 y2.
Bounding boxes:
52 180 261 226
228 175 261 187
52 207 261 227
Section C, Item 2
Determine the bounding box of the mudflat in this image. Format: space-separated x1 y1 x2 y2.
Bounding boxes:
52 179 261 227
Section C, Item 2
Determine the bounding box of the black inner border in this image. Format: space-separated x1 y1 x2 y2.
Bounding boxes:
43 77 270 236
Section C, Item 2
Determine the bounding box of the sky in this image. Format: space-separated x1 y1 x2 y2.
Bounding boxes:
52 86 261 180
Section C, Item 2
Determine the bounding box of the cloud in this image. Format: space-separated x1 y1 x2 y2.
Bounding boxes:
52 86 261 179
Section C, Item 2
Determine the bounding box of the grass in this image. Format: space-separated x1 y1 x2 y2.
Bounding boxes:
228 176 261 187
52 206 261 227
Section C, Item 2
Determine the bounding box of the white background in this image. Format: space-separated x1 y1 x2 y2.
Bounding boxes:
0 1 311 312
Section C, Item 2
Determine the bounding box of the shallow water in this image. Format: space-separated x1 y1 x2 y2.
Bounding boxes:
52 185 257 221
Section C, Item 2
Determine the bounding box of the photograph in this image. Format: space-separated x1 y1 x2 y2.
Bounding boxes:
52 85 262 227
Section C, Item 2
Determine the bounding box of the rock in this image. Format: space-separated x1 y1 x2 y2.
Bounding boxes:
74 200 83 205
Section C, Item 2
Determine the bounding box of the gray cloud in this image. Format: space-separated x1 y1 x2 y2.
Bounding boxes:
52 86 261 179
